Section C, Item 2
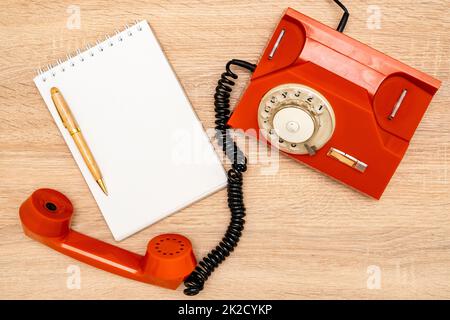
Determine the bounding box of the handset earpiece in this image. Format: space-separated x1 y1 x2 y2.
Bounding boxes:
19 188 196 290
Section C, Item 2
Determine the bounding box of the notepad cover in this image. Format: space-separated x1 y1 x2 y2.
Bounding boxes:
34 21 227 241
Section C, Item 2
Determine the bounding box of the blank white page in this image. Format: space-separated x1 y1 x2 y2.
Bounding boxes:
34 21 226 241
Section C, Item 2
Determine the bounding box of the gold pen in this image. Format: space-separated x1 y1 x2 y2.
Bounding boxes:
50 87 108 195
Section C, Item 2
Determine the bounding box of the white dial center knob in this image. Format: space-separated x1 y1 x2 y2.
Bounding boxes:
286 121 300 133
273 107 315 143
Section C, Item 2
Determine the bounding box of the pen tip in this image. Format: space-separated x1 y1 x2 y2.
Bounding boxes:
96 179 108 196
50 87 59 95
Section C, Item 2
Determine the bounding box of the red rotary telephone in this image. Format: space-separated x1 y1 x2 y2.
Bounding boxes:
227 7 441 199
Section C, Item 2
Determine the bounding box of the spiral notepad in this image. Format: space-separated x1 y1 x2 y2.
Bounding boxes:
34 21 227 241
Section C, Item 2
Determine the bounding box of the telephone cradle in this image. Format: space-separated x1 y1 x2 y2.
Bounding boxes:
228 7 441 199
19 188 197 290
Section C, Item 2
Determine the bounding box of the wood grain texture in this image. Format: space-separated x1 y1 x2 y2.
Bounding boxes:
0 0 449 299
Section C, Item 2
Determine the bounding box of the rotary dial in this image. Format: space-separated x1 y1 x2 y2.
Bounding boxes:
258 84 335 155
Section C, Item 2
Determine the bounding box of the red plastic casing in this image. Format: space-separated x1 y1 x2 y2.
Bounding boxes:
228 8 441 199
19 188 197 289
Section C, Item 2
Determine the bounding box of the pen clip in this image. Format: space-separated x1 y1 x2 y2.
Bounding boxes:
55 107 67 128
51 88 68 128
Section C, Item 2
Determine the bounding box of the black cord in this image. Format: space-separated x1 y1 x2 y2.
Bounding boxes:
183 1 348 295
183 59 256 296
333 0 349 32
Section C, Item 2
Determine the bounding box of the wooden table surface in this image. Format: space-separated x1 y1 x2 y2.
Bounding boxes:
1 0 449 300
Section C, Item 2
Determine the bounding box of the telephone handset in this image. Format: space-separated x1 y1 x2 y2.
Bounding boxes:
19 188 196 290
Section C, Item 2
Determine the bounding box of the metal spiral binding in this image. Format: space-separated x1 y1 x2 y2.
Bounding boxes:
36 20 144 82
